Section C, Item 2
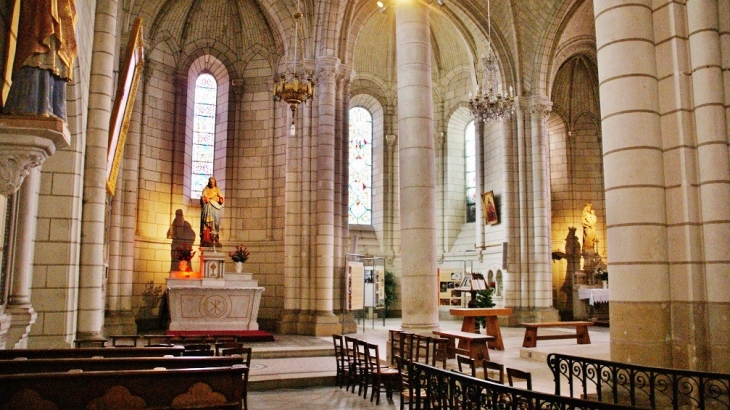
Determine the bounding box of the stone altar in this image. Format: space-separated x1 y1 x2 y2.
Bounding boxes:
167 247 264 331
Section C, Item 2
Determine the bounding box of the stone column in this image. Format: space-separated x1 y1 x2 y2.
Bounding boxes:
77 0 119 340
311 56 339 335
528 97 553 310
5 167 40 348
474 120 484 249
594 1 672 366
685 0 730 372
396 1 438 330
230 79 245 242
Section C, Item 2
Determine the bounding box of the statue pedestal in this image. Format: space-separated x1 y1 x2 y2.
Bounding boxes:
166 248 264 332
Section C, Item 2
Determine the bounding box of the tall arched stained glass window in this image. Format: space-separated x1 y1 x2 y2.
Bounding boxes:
191 73 217 198
465 120 476 222
348 107 372 225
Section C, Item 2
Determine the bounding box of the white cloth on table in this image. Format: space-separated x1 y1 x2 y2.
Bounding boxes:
578 288 609 305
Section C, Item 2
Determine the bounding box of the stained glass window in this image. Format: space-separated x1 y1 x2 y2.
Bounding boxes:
465 121 476 222
191 74 217 197
348 107 372 225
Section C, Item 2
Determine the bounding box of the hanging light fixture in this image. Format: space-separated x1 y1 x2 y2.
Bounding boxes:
468 0 513 123
274 0 315 136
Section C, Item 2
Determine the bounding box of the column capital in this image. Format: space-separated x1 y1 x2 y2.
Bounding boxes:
231 79 245 95
527 95 553 119
316 56 340 84
385 134 398 149
0 116 70 196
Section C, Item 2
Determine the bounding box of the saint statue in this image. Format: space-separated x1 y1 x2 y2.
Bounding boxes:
200 176 223 247
4 0 78 121
581 203 597 251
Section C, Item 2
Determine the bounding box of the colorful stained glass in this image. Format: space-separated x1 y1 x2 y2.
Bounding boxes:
191 73 217 198
348 107 372 225
465 121 476 222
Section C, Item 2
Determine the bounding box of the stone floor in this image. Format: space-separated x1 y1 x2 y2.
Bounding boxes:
246 318 610 409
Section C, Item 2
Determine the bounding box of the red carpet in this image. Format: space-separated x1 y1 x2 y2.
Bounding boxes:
166 330 275 342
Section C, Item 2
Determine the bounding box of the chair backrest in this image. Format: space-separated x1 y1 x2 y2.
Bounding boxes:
332 334 345 364
414 335 430 364
506 367 532 390
429 337 448 369
482 360 505 384
389 330 403 366
456 354 476 377
364 342 381 374
221 346 252 367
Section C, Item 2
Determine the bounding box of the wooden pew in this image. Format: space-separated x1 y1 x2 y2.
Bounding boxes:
0 346 184 360
0 356 244 374
432 330 494 361
520 321 594 348
0 366 245 409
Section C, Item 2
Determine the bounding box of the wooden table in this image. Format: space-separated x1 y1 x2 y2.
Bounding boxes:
449 308 512 350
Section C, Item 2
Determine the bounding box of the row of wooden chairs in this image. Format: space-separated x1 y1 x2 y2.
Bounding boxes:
389 330 448 369
454 354 532 390
333 334 401 405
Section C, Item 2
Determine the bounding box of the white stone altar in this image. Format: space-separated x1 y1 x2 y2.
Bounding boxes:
167 248 264 331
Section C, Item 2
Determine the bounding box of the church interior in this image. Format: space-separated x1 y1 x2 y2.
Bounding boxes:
0 0 728 376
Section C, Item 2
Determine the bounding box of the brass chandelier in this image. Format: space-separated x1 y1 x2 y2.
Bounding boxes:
274 0 314 135
468 0 513 123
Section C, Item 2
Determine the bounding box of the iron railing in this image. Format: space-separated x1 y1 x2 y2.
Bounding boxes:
410 361 635 409
548 353 730 409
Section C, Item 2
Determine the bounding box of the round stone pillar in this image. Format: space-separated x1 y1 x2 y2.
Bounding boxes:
395 1 438 330
594 1 672 366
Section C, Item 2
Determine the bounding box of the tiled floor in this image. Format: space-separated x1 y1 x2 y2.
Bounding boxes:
247 318 610 409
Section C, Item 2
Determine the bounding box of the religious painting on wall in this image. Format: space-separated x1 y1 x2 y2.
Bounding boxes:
482 191 498 225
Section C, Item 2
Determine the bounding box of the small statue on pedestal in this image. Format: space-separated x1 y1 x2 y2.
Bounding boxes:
200 176 223 247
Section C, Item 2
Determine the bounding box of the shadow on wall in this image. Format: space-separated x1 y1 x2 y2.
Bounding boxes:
167 209 197 272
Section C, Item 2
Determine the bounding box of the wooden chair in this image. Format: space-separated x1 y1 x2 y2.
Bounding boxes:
506 367 532 390
455 354 476 377
389 330 403 367
363 341 400 405
395 355 428 410
482 360 505 384
355 339 371 398
221 346 252 410
332 334 348 388
343 336 361 394
430 337 448 369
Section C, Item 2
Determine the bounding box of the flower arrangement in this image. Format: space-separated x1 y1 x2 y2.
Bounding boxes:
174 243 195 261
229 245 250 263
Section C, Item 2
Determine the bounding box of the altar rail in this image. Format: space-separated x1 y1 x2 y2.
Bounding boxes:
548 353 730 409
410 362 634 409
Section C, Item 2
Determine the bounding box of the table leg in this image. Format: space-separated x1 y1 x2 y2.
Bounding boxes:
576 326 591 344
461 317 477 333
484 316 505 350
522 328 537 348
470 341 489 361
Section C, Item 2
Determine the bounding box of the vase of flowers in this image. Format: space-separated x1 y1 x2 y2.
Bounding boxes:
174 243 195 271
229 245 250 273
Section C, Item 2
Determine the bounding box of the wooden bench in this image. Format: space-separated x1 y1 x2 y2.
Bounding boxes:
0 356 245 374
433 330 495 361
109 334 142 347
0 346 185 360
520 321 594 348
0 366 245 409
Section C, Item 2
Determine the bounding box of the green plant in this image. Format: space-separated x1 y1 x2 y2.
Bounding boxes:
384 271 397 316
474 288 495 328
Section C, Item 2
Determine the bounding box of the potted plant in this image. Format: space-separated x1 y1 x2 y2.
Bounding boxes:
173 243 195 272
384 271 397 318
229 245 250 274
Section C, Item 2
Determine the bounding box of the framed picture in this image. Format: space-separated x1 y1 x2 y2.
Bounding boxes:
482 191 498 225
106 18 144 195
